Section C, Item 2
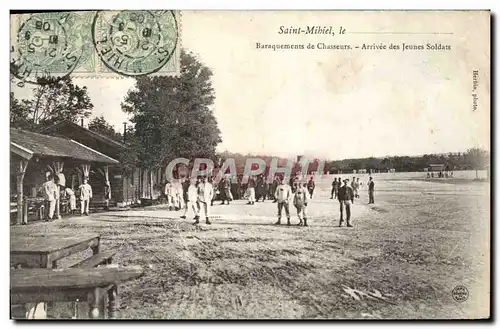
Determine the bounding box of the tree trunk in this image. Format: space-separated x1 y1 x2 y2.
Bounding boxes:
149 170 154 200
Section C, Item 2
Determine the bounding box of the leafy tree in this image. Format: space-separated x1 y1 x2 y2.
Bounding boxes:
122 49 222 197
10 92 32 130
10 75 93 131
88 115 122 142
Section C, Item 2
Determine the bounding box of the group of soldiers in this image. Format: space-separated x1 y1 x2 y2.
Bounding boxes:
39 172 95 221
163 173 375 227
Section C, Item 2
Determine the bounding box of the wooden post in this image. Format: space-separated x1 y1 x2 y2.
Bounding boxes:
16 160 28 225
22 196 28 224
108 285 119 319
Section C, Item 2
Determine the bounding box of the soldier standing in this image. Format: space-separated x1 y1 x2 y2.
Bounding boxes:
270 175 279 203
246 175 256 205
42 173 58 221
219 176 231 205
274 177 292 226
351 177 357 203
338 179 354 227
294 184 308 226
307 177 315 199
330 177 338 199
79 177 93 216
195 176 214 225
181 178 199 220
254 175 265 202
368 177 375 204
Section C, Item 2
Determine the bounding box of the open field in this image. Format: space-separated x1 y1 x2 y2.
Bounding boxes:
11 173 490 319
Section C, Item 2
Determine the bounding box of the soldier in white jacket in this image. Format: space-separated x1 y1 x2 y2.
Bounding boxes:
274 177 292 226
181 178 199 220
164 181 174 210
41 173 58 221
293 183 309 226
174 181 184 210
196 176 214 225
78 178 92 216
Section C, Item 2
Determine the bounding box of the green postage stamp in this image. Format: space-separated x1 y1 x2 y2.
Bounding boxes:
10 10 180 83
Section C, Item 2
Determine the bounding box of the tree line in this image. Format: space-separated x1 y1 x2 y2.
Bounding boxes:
323 150 489 173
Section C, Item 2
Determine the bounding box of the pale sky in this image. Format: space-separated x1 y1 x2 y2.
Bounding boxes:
12 11 490 160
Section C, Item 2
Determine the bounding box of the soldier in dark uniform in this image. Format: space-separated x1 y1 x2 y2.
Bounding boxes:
368 176 375 204
255 175 265 202
270 175 279 203
247 175 256 205
307 177 315 199
338 179 354 227
219 176 231 205
290 176 300 193
330 177 338 199
231 178 240 200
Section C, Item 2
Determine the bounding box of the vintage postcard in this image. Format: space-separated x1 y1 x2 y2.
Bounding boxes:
9 10 490 320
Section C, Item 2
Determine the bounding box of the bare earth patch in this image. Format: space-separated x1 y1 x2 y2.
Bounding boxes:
12 177 489 319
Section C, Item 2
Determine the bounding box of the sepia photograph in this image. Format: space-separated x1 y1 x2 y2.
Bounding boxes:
8 9 490 320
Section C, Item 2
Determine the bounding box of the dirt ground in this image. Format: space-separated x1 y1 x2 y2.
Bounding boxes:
11 175 490 319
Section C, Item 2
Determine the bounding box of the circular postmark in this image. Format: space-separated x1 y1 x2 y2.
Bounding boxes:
11 12 83 85
452 285 469 302
92 10 178 77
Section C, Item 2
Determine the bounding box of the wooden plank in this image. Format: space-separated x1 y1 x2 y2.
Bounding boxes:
49 237 100 263
11 267 144 291
10 254 44 269
10 234 100 254
71 250 116 269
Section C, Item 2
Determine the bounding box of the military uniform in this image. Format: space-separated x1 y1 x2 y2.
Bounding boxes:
219 178 231 205
274 181 292 225
338 181 354 227
307 178 315 199
247 177 256 204
78 181 93 216
368 179 375 204
293 186 308 226
196 180 214 225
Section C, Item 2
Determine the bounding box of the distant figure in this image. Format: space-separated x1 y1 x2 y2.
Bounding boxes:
330 178 336 199
196 176 214 225
104 180 111 210
351 177 357 203
270 176 279 203
42 172 58 221
255 175 266 202
175 181 184 210
293 183 308 226
181 178 199 220
65 187 77 213
368 176 375 204
353 178 360 199
165 181 174 210
427 172 431 179
338 179 354 227
246 176 256 205
219 176 231 205
53 175 62 219
274 177 292 226
431 172 434 178
79 177 93 216
307 177 315 199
